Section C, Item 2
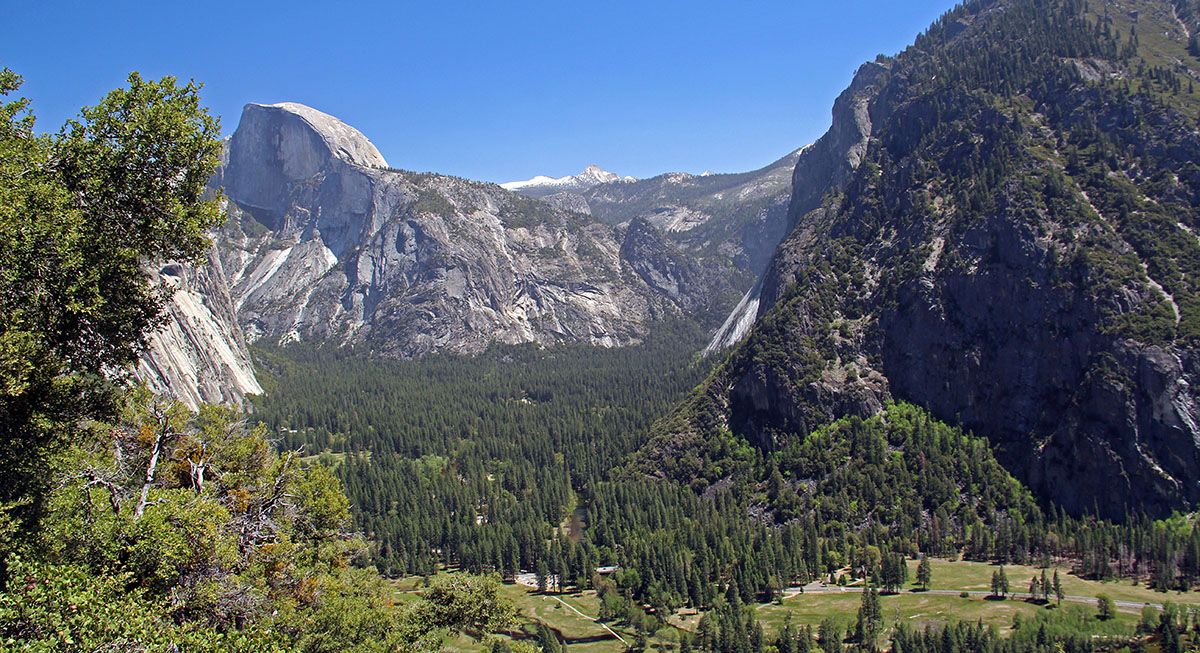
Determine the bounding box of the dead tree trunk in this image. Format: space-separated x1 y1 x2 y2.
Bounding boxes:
134 402 175 519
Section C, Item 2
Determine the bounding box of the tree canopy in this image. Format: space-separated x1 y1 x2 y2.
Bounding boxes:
0 69 223 541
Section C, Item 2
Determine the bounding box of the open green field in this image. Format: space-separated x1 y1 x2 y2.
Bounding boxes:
399 576 673 652
398 559 1199 651
758 592 1137 638
910 558 1200 607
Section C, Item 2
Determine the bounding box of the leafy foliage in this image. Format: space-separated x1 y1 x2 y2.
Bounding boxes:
2 388 520 651
889 605 1137 653
0 69 223 541
0 70 521 651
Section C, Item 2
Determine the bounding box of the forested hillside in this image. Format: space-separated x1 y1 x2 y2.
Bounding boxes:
643 0 1200 520
9 0 1200 651
245 3 1200 650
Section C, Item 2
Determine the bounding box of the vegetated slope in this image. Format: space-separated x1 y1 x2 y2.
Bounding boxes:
252 330 1067 611
640 0 1200 519
216 102 739 357
604 402 1045 608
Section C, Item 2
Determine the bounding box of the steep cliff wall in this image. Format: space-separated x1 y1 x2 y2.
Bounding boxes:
136 248 262 410
217 102 728 356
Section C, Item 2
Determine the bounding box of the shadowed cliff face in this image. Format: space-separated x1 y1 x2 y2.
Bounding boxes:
214 102 731 357
700 63 887 355
507 149 804 313
576 151 803 278
642 0 1200 519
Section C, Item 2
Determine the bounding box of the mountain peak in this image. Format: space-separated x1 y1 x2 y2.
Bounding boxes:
580 164 619 184
247 102 388 170
224 102 389 213
501 164 634 192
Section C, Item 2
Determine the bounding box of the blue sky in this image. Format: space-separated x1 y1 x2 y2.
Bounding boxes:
3 1 954 183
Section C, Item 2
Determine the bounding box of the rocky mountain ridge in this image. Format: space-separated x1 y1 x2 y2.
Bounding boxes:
507 148 807 329
218 102 742 355
138 101 749 400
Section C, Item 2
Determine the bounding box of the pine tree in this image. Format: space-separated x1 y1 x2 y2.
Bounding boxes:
797 625 813 653
777 621 797 653
751 621 766 653
854 587 882 651
697 616 716 652
916 555 932 591
536 559 549 593
818 618 842 653
1161 606 1183 653
1097 594 1117 621
537 623 563 653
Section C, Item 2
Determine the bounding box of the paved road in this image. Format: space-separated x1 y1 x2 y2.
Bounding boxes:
779 584 1165 612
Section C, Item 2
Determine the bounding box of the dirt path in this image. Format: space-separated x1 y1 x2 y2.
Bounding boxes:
551 595 630 646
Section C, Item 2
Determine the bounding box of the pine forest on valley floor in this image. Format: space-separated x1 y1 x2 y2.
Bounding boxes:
4 0 1200 651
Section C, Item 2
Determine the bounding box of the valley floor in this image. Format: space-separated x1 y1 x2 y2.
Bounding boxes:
403 559 1200 651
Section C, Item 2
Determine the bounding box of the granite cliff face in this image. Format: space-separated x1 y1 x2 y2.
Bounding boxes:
214 102 725 356
136 249 262 410
705 64 887 353
641 0 1200 519
137 102 744 405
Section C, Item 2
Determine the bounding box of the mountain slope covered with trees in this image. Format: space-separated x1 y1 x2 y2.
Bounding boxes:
9 0 1200 651
641 0 1200 520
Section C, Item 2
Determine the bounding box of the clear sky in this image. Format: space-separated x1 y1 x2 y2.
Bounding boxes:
3 1 954 183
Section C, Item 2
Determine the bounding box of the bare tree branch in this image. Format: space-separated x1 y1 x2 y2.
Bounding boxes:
134 398 180 519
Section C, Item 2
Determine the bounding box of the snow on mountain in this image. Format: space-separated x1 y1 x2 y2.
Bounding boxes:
501 165 634 192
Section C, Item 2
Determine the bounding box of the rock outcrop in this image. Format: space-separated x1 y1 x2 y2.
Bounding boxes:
705 64 885 353
620 217 715 314
136 248 262 410
508 150 805 307
138 102 749 405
